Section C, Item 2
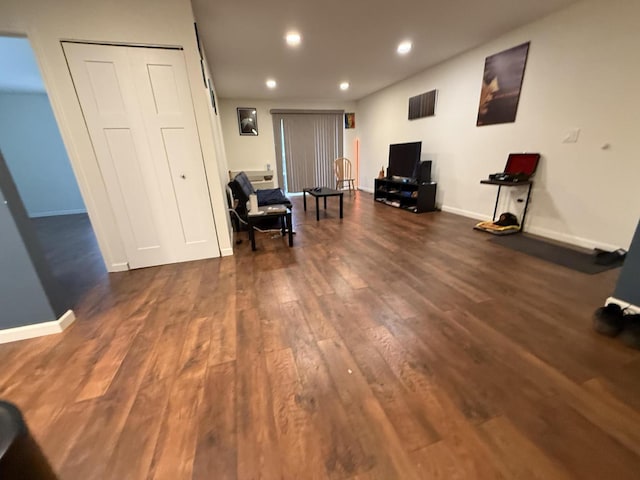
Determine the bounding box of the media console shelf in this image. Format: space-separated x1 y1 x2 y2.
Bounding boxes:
374 178 437 213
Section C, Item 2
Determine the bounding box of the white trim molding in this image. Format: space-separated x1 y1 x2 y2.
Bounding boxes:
526 225 620 252
30 208 88 218
606 297 640 315
221 247 234 257
439 205 620 251
0 309 76 344
109 262 129 272
440 205 491 222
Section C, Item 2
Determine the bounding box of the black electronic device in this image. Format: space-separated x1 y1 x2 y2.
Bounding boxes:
388 141 422 180
417 160 432 184
488 172 529 182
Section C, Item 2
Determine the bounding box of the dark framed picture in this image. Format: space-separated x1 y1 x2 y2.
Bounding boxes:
237 108 258 135
477 42 530 126
345 112 355 129
408 90 437 120
207 79 217 115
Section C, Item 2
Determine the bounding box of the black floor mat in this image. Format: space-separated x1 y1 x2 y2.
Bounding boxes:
489 234 624 274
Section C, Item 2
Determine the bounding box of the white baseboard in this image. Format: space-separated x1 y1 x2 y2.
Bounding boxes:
525 225 620 252
439 205 619 251
109 262 129 272
221 247 234 257
440 205 491 221
0 310 76 344
359 186 374 194
606 297 640 315
30 209 87 218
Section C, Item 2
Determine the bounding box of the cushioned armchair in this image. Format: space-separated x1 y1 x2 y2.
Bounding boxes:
228 171 292 228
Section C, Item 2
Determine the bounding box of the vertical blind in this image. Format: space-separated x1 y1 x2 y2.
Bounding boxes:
271 110 343 192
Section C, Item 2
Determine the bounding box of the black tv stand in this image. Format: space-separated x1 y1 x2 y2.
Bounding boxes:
374 177 437 213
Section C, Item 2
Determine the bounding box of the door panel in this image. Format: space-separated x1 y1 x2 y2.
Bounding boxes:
63 42 218 268
103 128 161 249
147 64 181 114
64 44 171 268
128 48 217 260
84 61 127 116
160 128 208 244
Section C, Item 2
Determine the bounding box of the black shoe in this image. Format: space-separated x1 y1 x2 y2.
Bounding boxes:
619 314 640 350
593 303 625 337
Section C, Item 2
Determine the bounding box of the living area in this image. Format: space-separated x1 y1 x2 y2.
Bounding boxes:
1 0 640 478
213 0 640 475
218 0 638 258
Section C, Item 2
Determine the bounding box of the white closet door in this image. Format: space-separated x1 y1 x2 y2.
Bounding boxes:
127 48 217 263
63 42 218 269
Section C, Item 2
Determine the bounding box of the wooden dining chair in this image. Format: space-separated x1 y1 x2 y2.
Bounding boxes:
334 157 355 194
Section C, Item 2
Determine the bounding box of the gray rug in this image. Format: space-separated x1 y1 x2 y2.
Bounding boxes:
490 234 624 274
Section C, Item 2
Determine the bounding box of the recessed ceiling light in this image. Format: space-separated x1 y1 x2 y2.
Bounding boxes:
285 32 301 47
340 82 350 91
397 41 412 55
266 79 277 89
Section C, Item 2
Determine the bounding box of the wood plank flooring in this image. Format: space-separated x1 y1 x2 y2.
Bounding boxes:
1 192 639 479
32 213 107 308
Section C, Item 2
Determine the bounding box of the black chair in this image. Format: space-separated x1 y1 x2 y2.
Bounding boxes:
0 401 58 479
228 171 292 228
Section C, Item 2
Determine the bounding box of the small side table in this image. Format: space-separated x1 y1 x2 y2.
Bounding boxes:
480 179 533 232
247 206 293 251
302 187 344 221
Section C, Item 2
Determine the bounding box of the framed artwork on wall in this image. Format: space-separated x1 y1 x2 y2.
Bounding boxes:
207 79 217 115
345 112 355 129
237 108 258 135
477 42 530 126
408 90 437 119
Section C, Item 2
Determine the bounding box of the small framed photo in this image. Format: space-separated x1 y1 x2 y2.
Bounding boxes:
345 112 355 129
237 107 258 135
208 79 217 115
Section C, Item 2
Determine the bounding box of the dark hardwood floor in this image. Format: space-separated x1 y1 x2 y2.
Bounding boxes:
32 213 107 309
2 192 639 479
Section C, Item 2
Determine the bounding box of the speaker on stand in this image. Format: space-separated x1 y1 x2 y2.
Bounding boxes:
417 160 432 184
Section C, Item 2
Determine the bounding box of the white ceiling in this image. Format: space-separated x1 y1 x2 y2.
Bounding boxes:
0 36 46 93
192 0 580 101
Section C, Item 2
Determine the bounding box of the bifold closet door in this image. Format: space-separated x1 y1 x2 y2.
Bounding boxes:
63 42 218 269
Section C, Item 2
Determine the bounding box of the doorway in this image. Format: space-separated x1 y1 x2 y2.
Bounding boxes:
0 35 106 308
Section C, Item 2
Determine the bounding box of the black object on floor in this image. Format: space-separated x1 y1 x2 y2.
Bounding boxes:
593 303 625 336
620 314 640 350
489 234 625 274
594 248 627 265
0 401 58 479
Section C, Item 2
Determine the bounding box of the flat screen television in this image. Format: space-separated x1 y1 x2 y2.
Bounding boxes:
388 141 422 179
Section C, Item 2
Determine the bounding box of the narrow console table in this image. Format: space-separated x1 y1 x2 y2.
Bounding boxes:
480 179 533 231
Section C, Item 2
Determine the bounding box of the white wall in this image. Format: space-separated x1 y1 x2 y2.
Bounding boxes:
0 0 232 269
0 91 86 217
356 0 640 250
0 36 45 92
201 49 234 252
220 99 358 188
0 188 56 329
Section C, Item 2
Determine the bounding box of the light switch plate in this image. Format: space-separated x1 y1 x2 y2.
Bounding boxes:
563 128 581 143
